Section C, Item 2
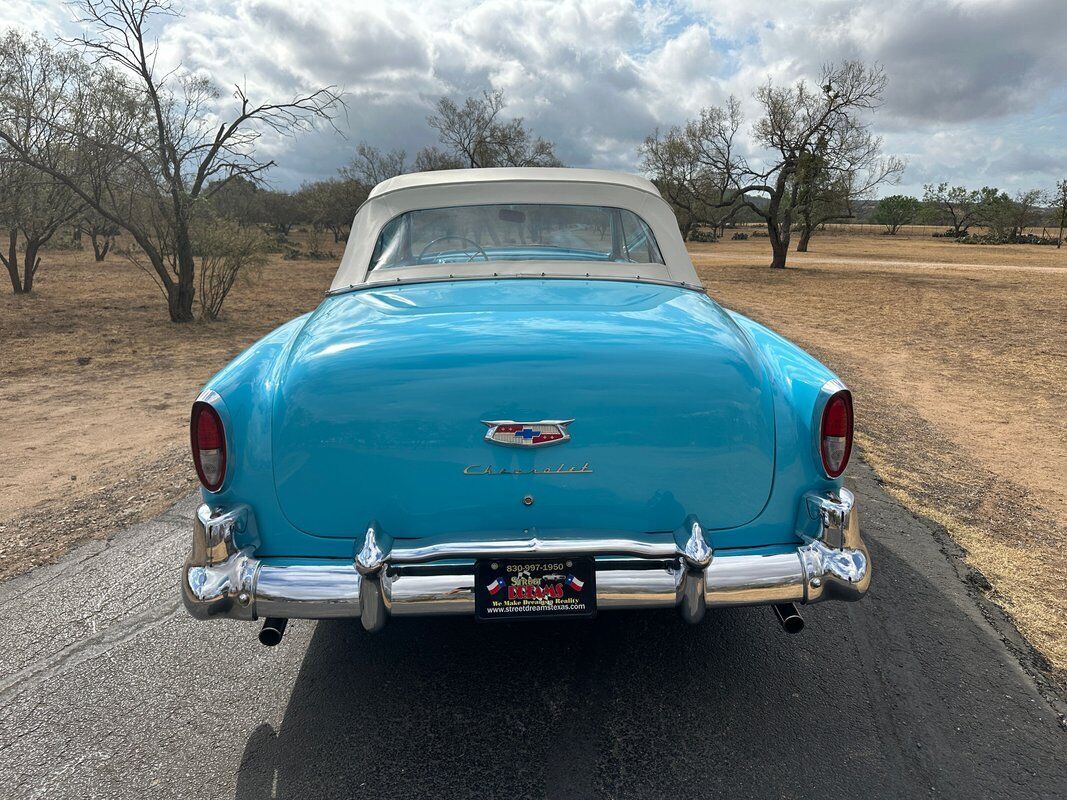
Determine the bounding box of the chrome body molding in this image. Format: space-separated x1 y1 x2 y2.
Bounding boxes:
326 272 707 297
181 489 870 629
182 504 259 621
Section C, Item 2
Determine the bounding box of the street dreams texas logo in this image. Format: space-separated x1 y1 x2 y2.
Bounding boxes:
486 573 585 601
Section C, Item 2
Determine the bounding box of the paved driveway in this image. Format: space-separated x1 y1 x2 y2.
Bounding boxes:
1 464 1063 799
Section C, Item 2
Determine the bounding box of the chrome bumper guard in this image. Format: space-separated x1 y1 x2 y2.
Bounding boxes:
182 489 870 630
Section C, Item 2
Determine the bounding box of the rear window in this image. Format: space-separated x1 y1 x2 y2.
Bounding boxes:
369 203 664 270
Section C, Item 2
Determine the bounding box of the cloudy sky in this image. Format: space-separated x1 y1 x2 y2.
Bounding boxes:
5 0 1066 195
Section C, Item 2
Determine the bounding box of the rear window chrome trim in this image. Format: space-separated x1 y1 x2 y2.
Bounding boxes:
325 273 708 298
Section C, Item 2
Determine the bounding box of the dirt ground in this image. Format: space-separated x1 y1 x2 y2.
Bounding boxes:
693 233 1067 680
0 246 339 578
2 231 1065 680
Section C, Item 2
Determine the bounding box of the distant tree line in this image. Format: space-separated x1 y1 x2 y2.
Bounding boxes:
867 184 1065 245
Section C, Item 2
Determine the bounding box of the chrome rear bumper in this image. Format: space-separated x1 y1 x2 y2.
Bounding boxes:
182 489 870 630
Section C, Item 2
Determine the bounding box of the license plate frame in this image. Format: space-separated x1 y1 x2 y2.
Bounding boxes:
474 556 597 621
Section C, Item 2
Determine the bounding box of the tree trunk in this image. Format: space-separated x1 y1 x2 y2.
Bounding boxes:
768 221 790 269
768 217 793 270
166 280 195 322
796 226 813 252
4 229 22 293
90 233 111 261
765 170 792 269
22 240 40 293
168 225 196 323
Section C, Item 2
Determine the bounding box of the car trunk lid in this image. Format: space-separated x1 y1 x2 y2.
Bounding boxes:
272 279 775 539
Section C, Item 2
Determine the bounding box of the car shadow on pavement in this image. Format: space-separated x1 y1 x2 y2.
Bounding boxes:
233 539 1067 800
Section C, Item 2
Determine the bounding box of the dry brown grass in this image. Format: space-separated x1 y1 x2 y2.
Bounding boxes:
0 244 337 577
693 233 1067 678
1 231 1064 679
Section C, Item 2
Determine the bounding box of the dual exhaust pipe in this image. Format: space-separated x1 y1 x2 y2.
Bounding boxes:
258 617 288 647
255 604 804 646
772 602 805 634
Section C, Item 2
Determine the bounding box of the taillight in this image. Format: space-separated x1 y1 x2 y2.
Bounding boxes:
191 401 226 492
820 390 853 478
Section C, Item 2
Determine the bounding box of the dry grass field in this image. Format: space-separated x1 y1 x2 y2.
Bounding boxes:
694 234 1067 680
1 231 1064 681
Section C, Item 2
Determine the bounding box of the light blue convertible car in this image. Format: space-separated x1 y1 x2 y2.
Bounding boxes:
182 168 870 645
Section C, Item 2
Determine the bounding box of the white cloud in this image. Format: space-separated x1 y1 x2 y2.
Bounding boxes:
4 0 1065 194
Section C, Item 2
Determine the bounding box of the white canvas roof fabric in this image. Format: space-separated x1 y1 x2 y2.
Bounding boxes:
329 167 702 291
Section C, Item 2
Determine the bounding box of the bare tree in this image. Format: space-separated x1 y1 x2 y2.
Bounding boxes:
297 178 366 243
78 209 120 261
426 89 562 169
207 174 262 226
0 0 341 321
413 144 465 172
194 215 267 320
1052 179 1066 248
260 189 301 236
793 114 901 251
341 142 406 185
640 63 899 267
922 183 981 237
0 31 85 293
640 112 734 241
1008 189 1046 238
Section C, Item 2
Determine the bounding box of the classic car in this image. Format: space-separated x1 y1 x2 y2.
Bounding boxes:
182 167 870 645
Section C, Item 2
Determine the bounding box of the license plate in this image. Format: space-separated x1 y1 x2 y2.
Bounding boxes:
474 557 596 621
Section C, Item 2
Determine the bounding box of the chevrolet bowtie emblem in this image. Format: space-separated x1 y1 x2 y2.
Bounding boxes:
482 419 574 448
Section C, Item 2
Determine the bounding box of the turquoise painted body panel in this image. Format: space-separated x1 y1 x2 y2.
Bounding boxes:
200 278 843 559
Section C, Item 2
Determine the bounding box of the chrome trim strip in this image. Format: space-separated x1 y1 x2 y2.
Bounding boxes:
386 536 681 565
326 273 707 298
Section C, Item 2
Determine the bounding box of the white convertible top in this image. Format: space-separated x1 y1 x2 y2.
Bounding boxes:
329 167 702 292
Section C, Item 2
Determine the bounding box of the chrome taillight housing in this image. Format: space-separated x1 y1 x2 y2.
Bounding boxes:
819 389 853 478
191 401 226 492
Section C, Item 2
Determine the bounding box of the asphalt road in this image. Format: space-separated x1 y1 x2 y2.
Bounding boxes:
1 463 1064 800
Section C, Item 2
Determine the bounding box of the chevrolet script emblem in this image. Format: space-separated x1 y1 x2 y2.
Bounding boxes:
482 420 574 448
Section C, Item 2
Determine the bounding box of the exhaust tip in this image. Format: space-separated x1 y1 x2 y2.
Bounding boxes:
258 617 288 647
772 603 805 634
